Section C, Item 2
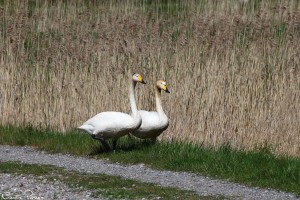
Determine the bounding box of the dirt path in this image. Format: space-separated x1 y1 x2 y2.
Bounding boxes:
0 145 298 200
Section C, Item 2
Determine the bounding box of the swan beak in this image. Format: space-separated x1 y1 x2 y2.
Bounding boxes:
162 85 170 93
138 76 146 84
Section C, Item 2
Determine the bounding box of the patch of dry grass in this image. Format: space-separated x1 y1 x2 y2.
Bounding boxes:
0 0 300 156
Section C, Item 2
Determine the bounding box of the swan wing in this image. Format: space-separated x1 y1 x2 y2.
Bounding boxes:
78 112 136 138
131 110 169 139
138 110 161 128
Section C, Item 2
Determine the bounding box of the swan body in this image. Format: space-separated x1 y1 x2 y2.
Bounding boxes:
131 80 170 140
78 112 141 139
78 72 146 150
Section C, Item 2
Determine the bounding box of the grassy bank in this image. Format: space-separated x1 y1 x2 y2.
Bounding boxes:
0 126 299 196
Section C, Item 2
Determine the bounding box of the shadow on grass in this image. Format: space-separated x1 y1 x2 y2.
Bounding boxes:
89 134 157 155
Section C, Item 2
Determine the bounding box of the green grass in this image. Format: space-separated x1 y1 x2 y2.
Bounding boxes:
0 125 300 197
0 162 218 200
0 125 99 155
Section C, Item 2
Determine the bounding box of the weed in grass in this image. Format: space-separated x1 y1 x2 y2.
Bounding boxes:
273 21 288 44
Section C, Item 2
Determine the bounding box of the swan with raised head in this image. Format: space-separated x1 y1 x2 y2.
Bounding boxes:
131 80 170 141
78 71 146 151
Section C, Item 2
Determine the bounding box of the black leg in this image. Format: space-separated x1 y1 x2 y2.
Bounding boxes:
150 137 157 143
112 139 117 151
91 135 111 152
99 139 111 152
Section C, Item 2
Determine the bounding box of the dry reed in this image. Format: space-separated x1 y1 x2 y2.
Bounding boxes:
1 0 300 156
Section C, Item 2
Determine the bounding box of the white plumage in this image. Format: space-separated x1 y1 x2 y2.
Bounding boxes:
78 71 146 151
131 80 170 140
79 112 139 138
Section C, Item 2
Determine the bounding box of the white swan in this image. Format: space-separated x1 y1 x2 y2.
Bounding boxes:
78 71 146 151
131 80 170 141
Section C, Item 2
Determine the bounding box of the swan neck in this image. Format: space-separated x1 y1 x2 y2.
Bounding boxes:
129 78 138 116
155 86 165 116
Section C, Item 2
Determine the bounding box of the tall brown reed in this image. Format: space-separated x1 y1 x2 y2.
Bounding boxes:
1 0 300 156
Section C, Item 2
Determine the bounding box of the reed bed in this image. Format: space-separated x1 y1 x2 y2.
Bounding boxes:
0 0 300 156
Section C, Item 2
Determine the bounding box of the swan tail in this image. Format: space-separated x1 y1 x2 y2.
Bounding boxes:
77 124 94 135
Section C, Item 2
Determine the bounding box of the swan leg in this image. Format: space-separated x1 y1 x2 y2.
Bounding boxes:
150 137 157 143
91 134 111 152
99 139 111 152
112 139 117 151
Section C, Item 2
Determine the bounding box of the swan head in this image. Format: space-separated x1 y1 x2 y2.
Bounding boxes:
157 80 170 93
133 73 146 84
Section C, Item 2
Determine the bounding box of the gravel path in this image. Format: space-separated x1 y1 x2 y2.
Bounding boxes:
0 173 106 200
0 145 298 200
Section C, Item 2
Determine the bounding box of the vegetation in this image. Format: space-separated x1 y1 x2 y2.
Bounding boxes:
0 0 300 196
0 162 215 199
0 0 300 197
0 125 300 196
0 0 300 156
1 1 300 156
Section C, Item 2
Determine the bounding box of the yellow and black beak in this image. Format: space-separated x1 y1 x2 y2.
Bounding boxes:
138 75 146 84
165 87 170 93
162 85 170 93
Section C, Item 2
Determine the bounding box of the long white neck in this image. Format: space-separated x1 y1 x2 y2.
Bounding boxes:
129 78 138 117
129 74 142 129
155 86 167 118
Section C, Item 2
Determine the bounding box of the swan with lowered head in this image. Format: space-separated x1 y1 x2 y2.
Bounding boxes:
78 71 146 151
131 80 170 141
